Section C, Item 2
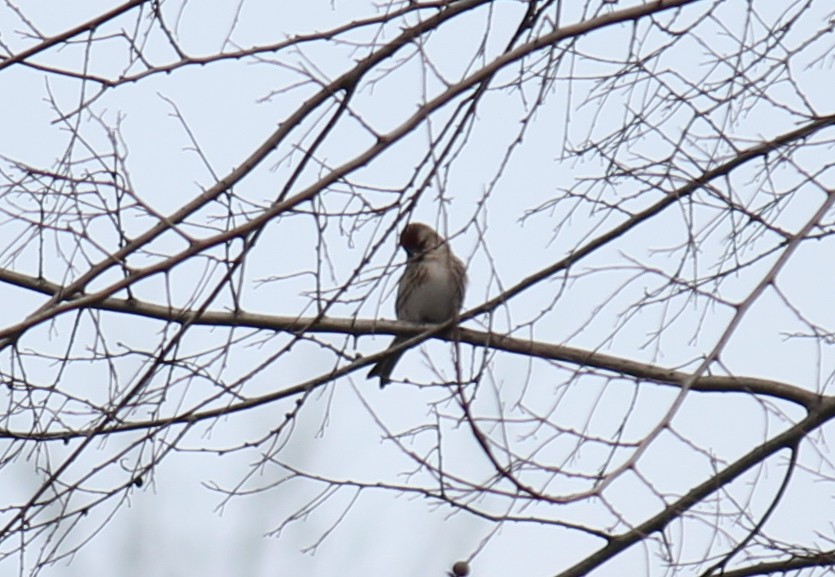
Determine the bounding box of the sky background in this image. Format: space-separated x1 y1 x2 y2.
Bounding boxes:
1 1 834 576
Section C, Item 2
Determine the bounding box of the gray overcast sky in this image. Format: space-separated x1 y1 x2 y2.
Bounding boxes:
1 1 834 577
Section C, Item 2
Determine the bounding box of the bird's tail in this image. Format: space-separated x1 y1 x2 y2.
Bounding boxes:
367 336 407 388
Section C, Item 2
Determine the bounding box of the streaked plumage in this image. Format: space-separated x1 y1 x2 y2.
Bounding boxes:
368 223 467 387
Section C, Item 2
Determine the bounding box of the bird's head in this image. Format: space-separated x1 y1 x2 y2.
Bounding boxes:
400 223 443 258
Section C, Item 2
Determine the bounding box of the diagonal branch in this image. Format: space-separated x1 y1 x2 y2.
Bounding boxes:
0 0 716 357
0 0 151 72
553 397 835 577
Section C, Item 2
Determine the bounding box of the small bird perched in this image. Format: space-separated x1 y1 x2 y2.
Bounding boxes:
368 222 467 387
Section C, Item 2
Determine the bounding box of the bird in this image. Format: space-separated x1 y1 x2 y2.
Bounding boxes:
368 222 467 387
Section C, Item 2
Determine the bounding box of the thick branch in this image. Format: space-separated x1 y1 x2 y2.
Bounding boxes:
0 0 716 355
555 397 835 577
0 0 151 72
718 551 835 577
0 267 818 412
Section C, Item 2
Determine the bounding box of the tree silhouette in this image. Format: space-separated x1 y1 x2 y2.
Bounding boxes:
1 1 834 575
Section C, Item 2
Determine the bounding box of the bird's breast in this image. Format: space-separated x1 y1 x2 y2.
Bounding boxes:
397 259 461 323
